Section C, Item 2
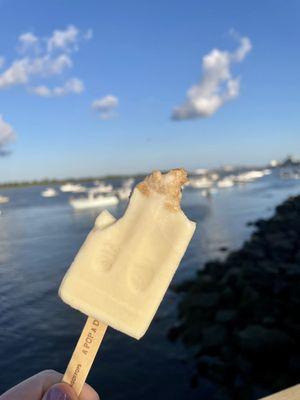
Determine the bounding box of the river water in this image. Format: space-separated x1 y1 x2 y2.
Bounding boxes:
0 172 300 399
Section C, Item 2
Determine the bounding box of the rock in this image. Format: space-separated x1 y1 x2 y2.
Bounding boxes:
215 309 237 324
237 325 293 355
286 264 300 278
167 324 182 342
202 325 227 349
236 355 253 374
190 373 198 388
262 317 276 327
182 292 219 309
289 356 300 373
181 323 202 346
199 274 215 290
219 287 235 305
171 279 194 293
197 355 229 382
173 194 300 398
219 246 228 252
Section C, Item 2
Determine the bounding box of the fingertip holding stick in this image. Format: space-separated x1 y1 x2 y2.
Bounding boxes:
63 317 107 396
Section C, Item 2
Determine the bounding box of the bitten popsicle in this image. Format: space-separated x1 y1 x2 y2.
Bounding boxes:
59 168 196 394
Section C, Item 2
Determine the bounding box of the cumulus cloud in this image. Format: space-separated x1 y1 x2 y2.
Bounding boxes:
0 54 72 89
47 25 79 52
172 33 252 120
31 78 84 97
0 25 91 95
0 115 15 155
18 32 39 53
92 95 119 119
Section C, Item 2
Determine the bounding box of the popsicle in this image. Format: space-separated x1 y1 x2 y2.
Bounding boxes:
59 168 196 394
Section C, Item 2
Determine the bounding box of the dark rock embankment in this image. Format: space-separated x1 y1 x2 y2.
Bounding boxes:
169 195 300 399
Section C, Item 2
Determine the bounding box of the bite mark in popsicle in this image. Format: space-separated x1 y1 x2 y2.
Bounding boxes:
59 168 196 395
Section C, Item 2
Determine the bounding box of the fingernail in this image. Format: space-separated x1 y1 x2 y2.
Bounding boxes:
44 386 71 400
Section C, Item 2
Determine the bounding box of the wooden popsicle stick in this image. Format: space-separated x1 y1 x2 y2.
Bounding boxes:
63 316 108 396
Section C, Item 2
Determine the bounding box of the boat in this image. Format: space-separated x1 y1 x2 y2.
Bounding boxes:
210 173 219 181
279 168 300 180
0 195 9 204
69 189 119 209
189 177 213 189
217 178 234 188
116 187 132 201
41 188 58 197
122 178 134 188
93 182 113 193
60 183 86 193
234 170 270 183
193 168 208 175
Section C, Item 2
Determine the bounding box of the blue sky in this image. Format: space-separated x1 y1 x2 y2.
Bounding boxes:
0 0 299 182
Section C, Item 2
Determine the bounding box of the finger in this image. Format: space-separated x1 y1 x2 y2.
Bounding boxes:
42 382 99 400
0 370 62 400
0 370 99 400
42 383 77 400
79 382 99 400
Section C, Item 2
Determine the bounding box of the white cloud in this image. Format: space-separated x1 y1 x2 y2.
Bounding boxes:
47 25 79 52
31 78 84 97
30 54 72 76
0 115 15 154
18 32 39 53
172 33 252 120
0 25 90 94
0 54 72 89
0 57 5 69
232 36 252 62
92 95 119 119
0 59 29 88
31 85 50 97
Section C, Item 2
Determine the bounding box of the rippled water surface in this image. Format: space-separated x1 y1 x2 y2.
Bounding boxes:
0 173 300 399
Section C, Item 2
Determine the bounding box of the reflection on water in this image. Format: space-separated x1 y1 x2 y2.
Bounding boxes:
0 174 300 399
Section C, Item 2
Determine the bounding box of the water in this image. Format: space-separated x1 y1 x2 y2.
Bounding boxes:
0 173 300 399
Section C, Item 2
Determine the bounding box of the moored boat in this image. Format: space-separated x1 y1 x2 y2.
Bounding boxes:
60 183 86 193
69 189 118 209
41 188 58 197
0 195 9 204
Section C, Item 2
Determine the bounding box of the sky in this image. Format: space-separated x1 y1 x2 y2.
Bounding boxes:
0 0 299 182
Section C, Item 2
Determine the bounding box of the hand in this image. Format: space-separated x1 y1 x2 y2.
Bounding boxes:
0 370 99 400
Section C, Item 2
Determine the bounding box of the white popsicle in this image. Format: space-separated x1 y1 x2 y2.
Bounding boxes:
59 169 196 339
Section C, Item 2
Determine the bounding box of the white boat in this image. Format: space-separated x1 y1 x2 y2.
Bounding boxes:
116 187 132 201
280 168 300 180
189 177 213 189
41 188 58 197
193 168 208 175
217 178 234 188
93 182 113 193
60 183 86 193
69 190 119 209
210 173 219 181
122 178 134 188
0 195 9 204
235 170 270 183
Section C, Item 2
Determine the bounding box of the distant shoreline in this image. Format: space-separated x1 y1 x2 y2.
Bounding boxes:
1 156 299 189
0 173 146 189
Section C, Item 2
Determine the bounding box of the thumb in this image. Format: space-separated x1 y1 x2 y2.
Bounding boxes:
42 383 78 400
